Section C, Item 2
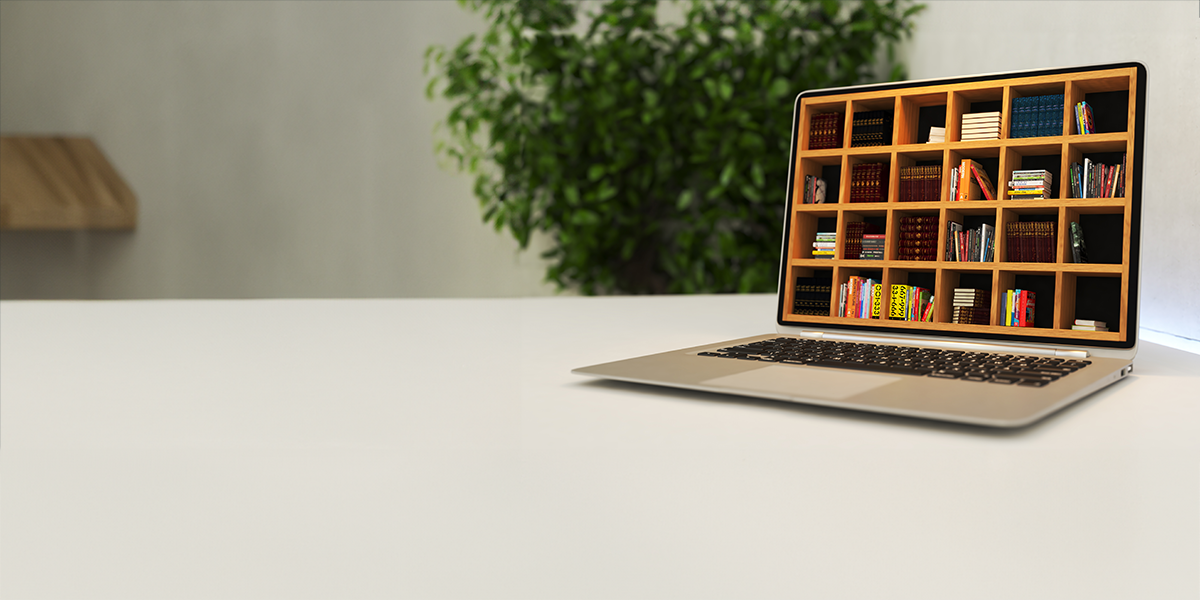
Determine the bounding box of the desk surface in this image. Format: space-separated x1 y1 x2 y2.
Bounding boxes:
2 295 1197 599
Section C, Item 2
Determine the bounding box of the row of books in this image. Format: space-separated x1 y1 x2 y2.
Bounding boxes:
890 284 935 322
1074 101 1097 135
850 110 893 147
1005 221 1057 263
839 276 883 319
849 163 887 203
953 288 991 325
946 222 995 262
808 219 1085 264
1069 154 1125 198
951 158 997 201
1010 94 1064 138
801 174 828 204
897 215 939 261
793 277 833 316
898 165 942 202
808 112 844 150
1008 169 1053 200
1004 289 1036 327
961 111 1002 141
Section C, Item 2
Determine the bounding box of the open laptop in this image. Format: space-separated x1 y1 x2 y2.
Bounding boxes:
574 62 1146 428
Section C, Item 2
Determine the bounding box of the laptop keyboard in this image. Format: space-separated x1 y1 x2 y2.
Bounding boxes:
698 337 1090 387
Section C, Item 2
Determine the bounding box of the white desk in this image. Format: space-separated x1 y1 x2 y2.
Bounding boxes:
2 295 1197 599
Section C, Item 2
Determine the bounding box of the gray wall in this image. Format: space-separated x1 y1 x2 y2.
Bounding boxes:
0 0 556 299
1 1 1197 339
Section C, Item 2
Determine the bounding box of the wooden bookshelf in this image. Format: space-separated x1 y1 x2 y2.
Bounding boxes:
784 66 1139 344
0 136 137 230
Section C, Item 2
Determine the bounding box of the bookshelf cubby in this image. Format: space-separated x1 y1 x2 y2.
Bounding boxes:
785 65 1140 344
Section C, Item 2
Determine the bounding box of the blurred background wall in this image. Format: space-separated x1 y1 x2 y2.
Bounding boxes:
1 0 1197 339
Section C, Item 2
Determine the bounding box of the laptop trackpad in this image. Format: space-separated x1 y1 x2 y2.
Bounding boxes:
701 365 900 400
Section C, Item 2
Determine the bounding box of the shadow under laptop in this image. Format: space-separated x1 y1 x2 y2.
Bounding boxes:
574 375 1134 437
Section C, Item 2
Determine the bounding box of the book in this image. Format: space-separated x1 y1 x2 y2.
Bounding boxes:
927 126 945 143
1075 319 1106 327
968 161 997 201
956 159 986 201
1069 221 1088 263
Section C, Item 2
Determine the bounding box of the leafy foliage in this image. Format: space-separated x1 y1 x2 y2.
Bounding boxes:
425 0 923 294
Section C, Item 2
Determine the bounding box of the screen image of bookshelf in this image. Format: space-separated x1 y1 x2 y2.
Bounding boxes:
785 65 1138 343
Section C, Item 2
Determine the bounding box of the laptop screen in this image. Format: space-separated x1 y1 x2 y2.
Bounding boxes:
776 63 1145 350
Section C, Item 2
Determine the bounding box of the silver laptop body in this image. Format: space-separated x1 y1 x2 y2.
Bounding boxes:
574 63 1146 428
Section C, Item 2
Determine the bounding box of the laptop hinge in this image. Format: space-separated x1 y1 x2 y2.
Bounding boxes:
796 330 1090 358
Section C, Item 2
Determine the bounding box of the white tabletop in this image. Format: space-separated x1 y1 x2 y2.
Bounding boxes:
2 295 1197 599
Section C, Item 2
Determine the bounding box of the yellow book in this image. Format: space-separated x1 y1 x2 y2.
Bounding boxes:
871 283 883 318
890 284 908 320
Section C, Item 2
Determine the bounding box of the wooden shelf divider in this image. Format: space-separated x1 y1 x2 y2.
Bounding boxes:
0 136 137 230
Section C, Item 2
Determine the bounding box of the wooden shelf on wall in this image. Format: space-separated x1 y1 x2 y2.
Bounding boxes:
0 136 137 230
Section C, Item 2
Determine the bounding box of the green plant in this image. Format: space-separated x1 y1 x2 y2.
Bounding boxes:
425 0 923 294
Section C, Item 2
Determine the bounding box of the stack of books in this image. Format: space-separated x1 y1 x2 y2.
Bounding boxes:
952 288 991 325
849 163 887 203
897 215 939 261
1005 221 1057 263
889 284 934 322
801 174 828 203
808 113 844 149
843 222 880 259
793 277 833 316
1072 318 1108 332
946 222 994 262
898 165 941 202
861 233 885 260
1004 289 1036 327
1008 169 1053 200
1010 94 1064 138
927 126 945 143
839 276 883 319
960 111 1002 141
850 110 893 147
812 232 836 259
1074 101 1096 135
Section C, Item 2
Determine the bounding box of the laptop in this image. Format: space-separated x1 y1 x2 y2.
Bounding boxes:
573 62 1146 428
